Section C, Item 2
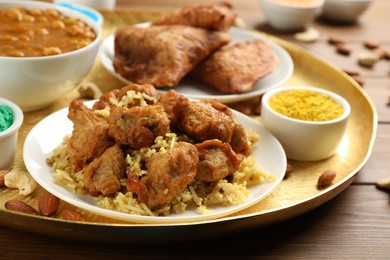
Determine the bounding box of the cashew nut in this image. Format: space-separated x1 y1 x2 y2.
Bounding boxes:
294 27 320 43
78 82 102 100
4 170 37 196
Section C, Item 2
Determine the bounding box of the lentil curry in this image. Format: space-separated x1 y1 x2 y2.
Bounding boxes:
268 89 344 121
0 7 96 57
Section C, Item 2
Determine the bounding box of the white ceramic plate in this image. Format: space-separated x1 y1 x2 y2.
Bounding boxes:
99 24 293 103
24 100 286 224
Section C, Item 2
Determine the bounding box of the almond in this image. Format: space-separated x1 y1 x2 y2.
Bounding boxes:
317 170 336 188
38 192 60 216
336 43 352 55
328 35 345 45
284 163 294 179
4 199 40 215
363 40 380 49
57 208 85 222
0 169 9 187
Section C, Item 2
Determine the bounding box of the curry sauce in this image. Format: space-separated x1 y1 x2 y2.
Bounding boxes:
0 7 96 57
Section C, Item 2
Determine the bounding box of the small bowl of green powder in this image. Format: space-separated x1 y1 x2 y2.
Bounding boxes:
261 86 350 161
0 98 24 169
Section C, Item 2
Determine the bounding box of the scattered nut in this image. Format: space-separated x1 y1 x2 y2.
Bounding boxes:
328 35 345 45
253 101 261 115
38 192 60 216
231 102 252 115
371 48 386 59
343 68 360 76
57 208 85 222
78 82 102 100
4 170 37 196
4 199 40 215
382 49 390 60
363 40 380 49
284 163 294 179
0 169 9 187
351 75 365 87
294 27 319 42
357 51 380 67
376 177 390 191
317 170 336 188
336 43 352 55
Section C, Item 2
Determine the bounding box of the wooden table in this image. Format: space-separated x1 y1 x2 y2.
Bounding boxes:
2 0 390 258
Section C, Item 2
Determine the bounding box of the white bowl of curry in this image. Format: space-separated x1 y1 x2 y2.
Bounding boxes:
0 1 101 111
261 86 350 161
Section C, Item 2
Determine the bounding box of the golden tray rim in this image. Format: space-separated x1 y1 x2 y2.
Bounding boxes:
0 11 377 243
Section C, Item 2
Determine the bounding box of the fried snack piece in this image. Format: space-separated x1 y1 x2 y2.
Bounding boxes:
108 105 171 149
83 144 126 196
152 3 237 31
113 25 231 88
195 139 243 182
190 39 279 94
127 142 198 209
67 100 114 172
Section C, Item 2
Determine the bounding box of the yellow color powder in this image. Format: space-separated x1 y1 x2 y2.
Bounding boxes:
268 89 344 121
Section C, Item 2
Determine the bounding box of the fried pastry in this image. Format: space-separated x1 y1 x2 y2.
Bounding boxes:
113 25 231 88
152 3 237 31
190 39 279 94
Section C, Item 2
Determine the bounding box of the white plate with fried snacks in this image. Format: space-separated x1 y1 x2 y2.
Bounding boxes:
99 23 293 104
24 100 286 224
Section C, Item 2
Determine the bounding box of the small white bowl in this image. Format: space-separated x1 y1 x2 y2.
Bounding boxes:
321 0 373 23
0 98 23 169
0 1 102 111
54 0 116 10
260 0 324 31
261 86 350 161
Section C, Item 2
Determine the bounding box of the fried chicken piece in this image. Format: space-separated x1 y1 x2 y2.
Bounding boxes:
158 89 189 130
126 142 198 209
67 100 114 172
152 3 237 31
178 100 234 143
190 39 279 94
195 139 243 182
113 25 231 87
93 83 160 110
83 144 126 196
204 99 249 156
108 105 171 149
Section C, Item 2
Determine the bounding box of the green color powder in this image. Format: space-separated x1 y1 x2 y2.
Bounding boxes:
0 105 13 132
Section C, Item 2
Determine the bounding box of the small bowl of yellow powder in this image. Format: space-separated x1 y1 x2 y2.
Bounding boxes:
261 86 350 161
0 98 24 169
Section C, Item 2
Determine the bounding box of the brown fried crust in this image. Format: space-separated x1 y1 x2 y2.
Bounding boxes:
190 39 279 94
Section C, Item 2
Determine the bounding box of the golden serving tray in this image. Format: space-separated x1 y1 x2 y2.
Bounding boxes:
0 10 377 243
